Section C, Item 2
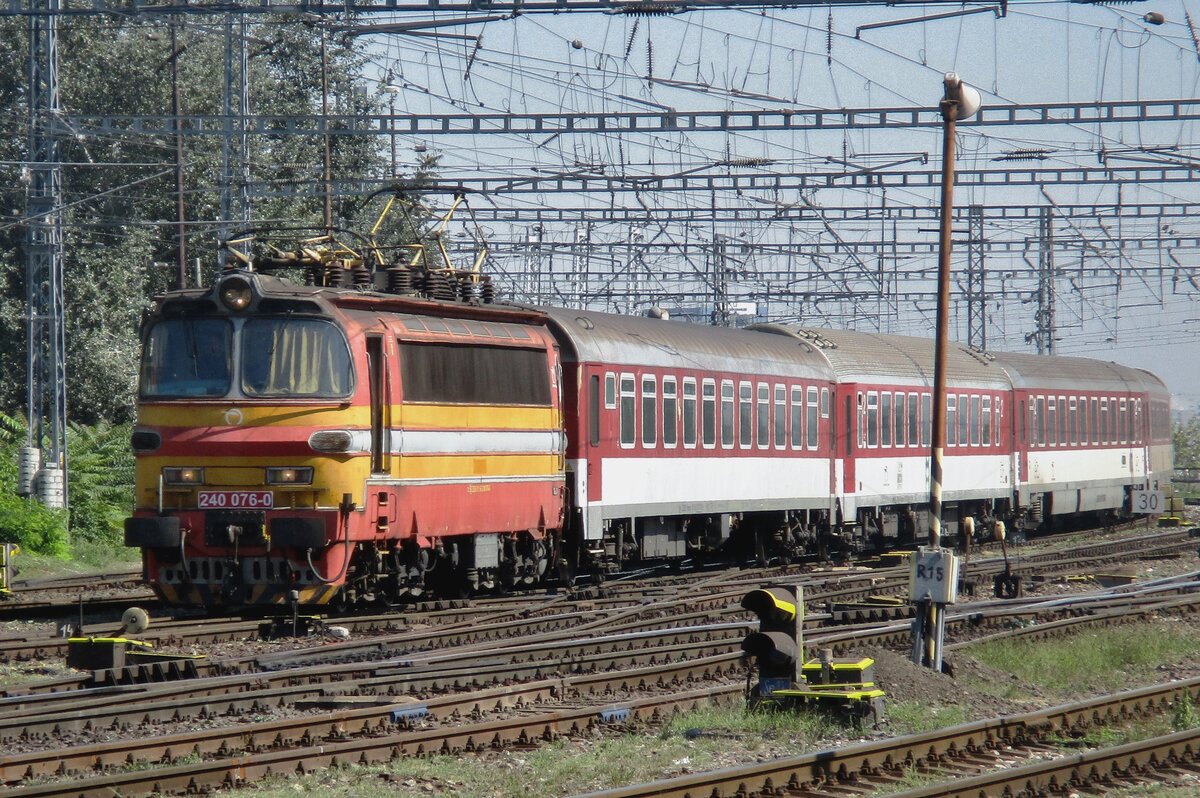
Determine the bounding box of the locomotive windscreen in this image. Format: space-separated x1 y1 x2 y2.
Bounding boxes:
241 318 353 397
140 318 233 397
399 342 551 405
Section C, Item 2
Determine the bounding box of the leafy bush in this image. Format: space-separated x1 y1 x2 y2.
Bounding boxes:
0 412 133 555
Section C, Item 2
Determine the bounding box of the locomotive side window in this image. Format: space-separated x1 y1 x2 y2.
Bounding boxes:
396 342 548 405
702 379 717 448
773 385 786 449
807 386 819 451
244 318 352 397
880 393 892 447
720 381 734 448
739 382 753 449
641 376 657 447
604 373 616 408
894 392 905 447
619 375 635 447
790 387 803 449
756 384 770 449
141 318 233 397
969 395 980 446
663 378 678 448
946 395 957 447
683 379 697 448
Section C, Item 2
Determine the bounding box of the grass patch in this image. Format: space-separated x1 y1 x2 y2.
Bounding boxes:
11 540 138 582
966 620 1200 698
885 701 969 736
228 703 869 797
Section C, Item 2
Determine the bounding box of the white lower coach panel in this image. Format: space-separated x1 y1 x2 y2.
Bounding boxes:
1026 447 1145 487
852 453 1009 505
598 456 830 515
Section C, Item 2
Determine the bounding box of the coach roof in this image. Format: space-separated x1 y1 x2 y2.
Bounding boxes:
992 350 1168 396
536 307 833 380
751 325 1010 390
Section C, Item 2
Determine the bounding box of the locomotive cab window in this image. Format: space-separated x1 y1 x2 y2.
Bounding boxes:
141 317 233 397
243 318 353 398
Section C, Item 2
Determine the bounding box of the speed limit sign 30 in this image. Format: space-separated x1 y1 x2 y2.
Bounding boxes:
1131 490 1163 514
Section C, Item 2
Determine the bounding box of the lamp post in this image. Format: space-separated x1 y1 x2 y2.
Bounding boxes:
912 73 980 672
928 72 981 550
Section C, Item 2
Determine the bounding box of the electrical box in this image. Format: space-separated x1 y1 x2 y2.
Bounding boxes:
908 547 960 604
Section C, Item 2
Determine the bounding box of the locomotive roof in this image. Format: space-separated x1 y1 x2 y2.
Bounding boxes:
990 350 1170 397
749 325 1010 390
535 307 833 380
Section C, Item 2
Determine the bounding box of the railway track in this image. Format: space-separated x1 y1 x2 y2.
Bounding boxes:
574 677 1200 797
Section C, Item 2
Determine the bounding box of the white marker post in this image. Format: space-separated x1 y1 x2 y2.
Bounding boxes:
908 547 960 672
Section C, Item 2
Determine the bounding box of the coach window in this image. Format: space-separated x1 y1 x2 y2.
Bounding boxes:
619 374 636 447
663 377 678 448
908 394 919 447
1135 399 1143 443
982 396 992 446
960 393 969 444
683 379 697 448
702 379 716 448
946 395 957 447
1018 400 1026 445
1047 397 1058 446
806 387 819 450
721 380 734 448
1057 395 1067 446
881 393 893 447
866 392 879 448
1090 398 1099 445
641 376 657 447
739 382 753 449
757 383 770 449
970 395 981 446
821 388 830 418
589 375 601 446
1099 398 1108 444
894 392 905 447
917 393 930 446
604 373 616 409
1078 398 1087 445
791 387 803 449
1069 398 1078 445
1036 396 1047 446
774 385 786 448
1120 398 1128 444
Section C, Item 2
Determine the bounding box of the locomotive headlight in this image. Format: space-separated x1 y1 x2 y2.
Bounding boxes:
308 430 355 453
163 467 204 485
266 466 313 485
218 276 253 311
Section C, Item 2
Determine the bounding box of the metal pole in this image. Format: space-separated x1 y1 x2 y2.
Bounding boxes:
321 30 333 234
171 19 187 289
928 95 958 551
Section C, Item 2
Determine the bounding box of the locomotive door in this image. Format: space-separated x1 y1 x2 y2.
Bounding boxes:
366 336 398 534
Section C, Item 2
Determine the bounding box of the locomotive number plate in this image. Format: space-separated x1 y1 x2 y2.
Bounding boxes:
197 491 274 510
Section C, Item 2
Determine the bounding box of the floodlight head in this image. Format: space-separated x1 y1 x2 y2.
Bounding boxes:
942 72 981 120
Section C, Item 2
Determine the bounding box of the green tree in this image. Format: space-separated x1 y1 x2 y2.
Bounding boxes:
1175 418 1200 469
0 16 394 425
